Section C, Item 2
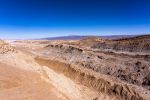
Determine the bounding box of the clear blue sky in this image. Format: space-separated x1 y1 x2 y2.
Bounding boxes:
0 0 150 39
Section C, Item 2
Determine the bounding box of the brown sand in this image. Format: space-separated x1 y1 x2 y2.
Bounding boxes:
0 62 68 100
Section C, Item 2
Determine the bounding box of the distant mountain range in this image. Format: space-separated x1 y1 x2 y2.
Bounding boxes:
40 35 137 40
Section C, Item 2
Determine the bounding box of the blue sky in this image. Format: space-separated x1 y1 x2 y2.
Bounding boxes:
0 0 150 39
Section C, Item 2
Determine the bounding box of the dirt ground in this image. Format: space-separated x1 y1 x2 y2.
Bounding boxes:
0 62 67 100
0 40 115 100
1 36 150 100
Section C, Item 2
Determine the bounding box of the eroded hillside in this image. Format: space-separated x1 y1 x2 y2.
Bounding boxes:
0 41 114 100
9 35 150 100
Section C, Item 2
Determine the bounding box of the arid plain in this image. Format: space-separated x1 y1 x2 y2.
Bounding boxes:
0 35 150 100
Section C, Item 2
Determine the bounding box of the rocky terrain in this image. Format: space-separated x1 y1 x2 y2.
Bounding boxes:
0 40 16 54
91 35 150 53
0 35 150 100
0 41 111 100
37 35 150 90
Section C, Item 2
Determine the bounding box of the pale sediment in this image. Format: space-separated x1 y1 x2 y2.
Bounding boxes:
35 57 146 100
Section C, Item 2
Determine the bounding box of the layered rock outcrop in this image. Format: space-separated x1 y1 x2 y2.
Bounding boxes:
91 35 150 53
41 42 150 92
35 57 147 100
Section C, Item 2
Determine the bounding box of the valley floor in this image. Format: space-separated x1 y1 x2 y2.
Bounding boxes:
1 37 150 100
0 42 114 100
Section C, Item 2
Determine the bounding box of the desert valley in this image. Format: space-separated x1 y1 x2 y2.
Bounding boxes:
0 35 149 100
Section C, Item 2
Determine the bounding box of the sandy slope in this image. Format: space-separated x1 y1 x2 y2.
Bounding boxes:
0 62 68 100
41 66 112 100
0 42 113 100
10 38 150 100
